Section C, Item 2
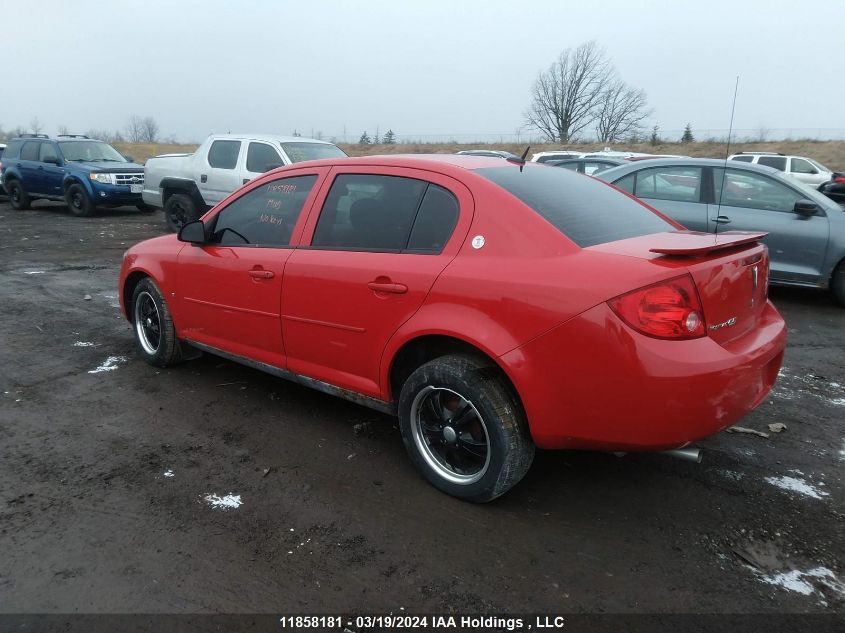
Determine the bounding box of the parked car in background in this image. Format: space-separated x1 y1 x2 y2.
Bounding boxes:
818 171 845 205
598 158 845 304
0 143 6 156
530 150 583 163
455 149 520 159
120 154 786 501
729 152 834 188
0 134 148 216
142 133 347 231
546 157 625 174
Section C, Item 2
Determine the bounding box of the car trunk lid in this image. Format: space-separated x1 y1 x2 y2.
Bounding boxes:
590 230 770 345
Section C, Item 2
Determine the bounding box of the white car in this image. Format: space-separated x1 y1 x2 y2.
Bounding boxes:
729 152 833 187
530 151 584 163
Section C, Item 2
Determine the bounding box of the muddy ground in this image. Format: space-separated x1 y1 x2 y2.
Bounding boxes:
0 201 842 622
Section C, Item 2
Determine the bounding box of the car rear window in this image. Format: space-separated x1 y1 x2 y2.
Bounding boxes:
281 142 347 163
476 165 674 247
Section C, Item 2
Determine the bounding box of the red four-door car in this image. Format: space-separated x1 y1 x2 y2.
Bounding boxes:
119 155 786 502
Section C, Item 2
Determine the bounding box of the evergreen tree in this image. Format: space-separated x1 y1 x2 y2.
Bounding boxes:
681 123 694 143
373 126 380 144
649 124 660 146
383 129 396 144
358 131 371 145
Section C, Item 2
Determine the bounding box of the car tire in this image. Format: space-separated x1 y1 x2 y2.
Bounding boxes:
65 183 96 217
7 179 31 210
164 193 198 233
398 354 534 502
832 261 845 306
136 203 155 213
131 277 183 367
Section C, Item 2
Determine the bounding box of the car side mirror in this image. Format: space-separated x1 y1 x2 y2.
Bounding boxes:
178 220 207 244
263 163 284 173
794 199 819 217
42 156 60 165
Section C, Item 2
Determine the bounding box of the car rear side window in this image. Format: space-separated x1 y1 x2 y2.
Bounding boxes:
312 174 431 252
730 155 754 163
207 140 241 170
210 174 317 247
20 141 40 161
406 184 459 253
246 142 283 174
757 156 787 171
477 165 673 247
633 166 702 203
3 140 23 159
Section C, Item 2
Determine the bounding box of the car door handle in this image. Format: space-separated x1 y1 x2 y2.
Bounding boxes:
200 174 208 183
249 269 274 279
711 216 731 224
367 281 408 294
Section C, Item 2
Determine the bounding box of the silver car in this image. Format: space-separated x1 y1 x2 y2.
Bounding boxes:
597 158 845 305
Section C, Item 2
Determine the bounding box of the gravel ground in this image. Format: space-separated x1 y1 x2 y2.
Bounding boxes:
0 201 842 621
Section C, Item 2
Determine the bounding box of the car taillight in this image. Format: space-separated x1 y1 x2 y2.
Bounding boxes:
608 274 706 340
833 176 845 184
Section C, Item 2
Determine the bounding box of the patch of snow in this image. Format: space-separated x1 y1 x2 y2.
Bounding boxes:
23 270 45 275
765 475 829 500
88 356 127 374
759 567 845 602
203 493 242 509
73 341 96 347
163 470 174 478
830 398 845 406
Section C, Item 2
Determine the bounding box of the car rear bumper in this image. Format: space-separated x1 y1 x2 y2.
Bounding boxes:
500 300 787 451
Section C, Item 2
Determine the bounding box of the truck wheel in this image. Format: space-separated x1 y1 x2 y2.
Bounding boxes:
65 184 96 217
131 277 183 367
164 193 198 232
7 179 31 210
398 354 534 502
832 261 845 306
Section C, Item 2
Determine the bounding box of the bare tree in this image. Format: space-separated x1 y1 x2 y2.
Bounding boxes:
525 41 613 143
595 80 650 143
30 116 44 135
125 115 144 143
141 116 159 143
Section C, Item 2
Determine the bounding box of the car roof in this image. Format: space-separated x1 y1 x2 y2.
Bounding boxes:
598 156 785 177
270 153 527 173
207 133 335 145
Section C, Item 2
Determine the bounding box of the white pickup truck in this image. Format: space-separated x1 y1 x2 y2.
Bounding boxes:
143 133 347 231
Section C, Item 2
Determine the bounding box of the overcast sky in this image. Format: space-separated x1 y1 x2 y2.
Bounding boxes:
4 0 842 143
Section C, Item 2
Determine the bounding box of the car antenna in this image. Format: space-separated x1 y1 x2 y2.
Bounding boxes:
507 146 531 172
715 76 740 237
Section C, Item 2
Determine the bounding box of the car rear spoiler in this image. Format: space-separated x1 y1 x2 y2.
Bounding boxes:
649 230 768 256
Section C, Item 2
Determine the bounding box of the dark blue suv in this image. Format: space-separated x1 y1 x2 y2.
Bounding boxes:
0 134 150 217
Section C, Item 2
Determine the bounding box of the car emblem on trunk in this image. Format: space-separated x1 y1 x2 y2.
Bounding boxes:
750 265 758 308
709 316 737 331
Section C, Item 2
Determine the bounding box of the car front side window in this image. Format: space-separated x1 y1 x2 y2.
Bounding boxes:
246 142 283 173
790 158 817 174
210 174 318 247
713 169 803 213
39 143 59 162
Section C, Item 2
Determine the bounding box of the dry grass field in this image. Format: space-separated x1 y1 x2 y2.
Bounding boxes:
114 140 845 171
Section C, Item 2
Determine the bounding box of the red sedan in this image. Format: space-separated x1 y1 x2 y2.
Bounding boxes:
119 155 786 502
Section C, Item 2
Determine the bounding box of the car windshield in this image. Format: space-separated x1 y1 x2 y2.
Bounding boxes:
477 164 674 247
808 158 832 173
59 141 127 163
280 142 347 163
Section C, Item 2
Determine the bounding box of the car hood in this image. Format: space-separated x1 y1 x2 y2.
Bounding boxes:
69 162 145 172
